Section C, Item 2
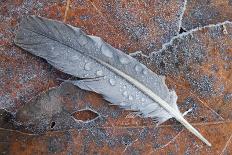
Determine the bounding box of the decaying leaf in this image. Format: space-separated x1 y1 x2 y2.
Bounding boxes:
0 0 70 112
148 21 232 121
1 82 231 154
65 0 186 54
130 20 232 154
14 15 211 145
13 82 118 133
1 0 232 154
0 0 185 112
181 0 232 30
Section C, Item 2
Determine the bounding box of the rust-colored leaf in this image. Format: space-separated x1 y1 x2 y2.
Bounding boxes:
2 81 232 154
182 0 232 30
64 0 186 54
0 0 70 112
0 0 232 154
149 22 232 121
0 0 186 111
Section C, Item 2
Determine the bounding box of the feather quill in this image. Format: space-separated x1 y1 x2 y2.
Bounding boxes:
14 16 211 146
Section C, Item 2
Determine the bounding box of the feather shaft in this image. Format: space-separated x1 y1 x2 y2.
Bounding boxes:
94 56 211 146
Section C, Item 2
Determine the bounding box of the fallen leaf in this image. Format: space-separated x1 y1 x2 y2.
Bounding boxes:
181 0 232 30
0 0 71 112
65 0 186 54
0 0 186 111
148 22 232 121
1 81 232 154
0 0 232 154
0 82 185 154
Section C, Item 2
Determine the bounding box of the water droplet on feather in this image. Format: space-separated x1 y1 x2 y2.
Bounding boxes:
79 36 88 46
84 74 89 77
101 44 113 58
135 65 142 72
142 69 148 75
119 57 130 64
96 70 103 76
109 79 116 86
120 102 126 106
123 91 128 97
72 55 79 60
84 62 92 71
128 95 133 100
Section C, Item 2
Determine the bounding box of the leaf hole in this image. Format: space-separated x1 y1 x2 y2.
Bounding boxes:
216 109 221 114
160 61 165 68
201 117 206 121
72 109 99 122
179 27 186 34
50 121 56 128
175 62 180 68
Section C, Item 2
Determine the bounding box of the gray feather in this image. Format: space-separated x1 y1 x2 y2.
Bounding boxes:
14 15 178 122
14 15 211 146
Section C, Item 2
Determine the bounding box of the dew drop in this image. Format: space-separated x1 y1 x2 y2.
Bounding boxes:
123 91 128 97
101 44 113 58
142 69 148 75
79 35 88 46
119 57 130 64
91 36 102 48
109 79 116 86
72 55 79 60
84 74 89 77
135 65 142 72
128 95 133 101
120 102 126 106
84 62 92 71
96 70 103 76
131 104 137 109
141 102 146 106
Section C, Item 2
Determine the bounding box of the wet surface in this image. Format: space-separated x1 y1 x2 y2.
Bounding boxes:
0 0 232 154
149 22 232 121
182 0 232 30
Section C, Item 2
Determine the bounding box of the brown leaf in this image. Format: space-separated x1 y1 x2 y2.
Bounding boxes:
64 0 186 54
1 0 232 154
1 81 232 154
182 0 232 30
0 0 185 111
0 0 70 112
148 22 232 121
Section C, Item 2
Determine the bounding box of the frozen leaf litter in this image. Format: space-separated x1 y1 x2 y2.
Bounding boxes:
14 15 211 146
0 0 186 111
1 0 232 154
132 21 232 123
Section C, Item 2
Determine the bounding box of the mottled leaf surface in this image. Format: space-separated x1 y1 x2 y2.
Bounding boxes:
0 82 232 154
181 0 232 30
0 0 232 154
0 0 186 111
65 0 186 54
149 22 232 121
0 0 70 111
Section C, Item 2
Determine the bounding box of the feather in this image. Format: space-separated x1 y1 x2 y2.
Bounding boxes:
14 15 211 146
